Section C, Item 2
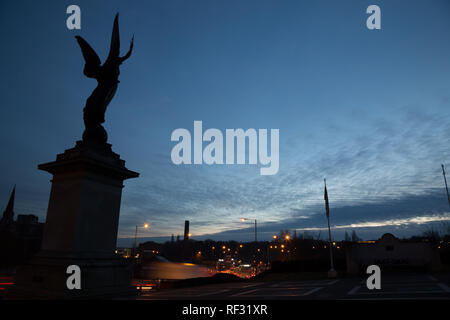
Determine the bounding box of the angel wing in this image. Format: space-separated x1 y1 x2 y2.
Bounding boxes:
75 36 101 79
119 35 134 64
106 13 134 65
106 13 120 64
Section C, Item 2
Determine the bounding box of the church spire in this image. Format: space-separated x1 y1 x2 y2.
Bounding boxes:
1 185 15 224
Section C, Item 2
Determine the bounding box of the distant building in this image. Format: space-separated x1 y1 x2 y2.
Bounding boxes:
346 233 442 274
138 241 162 258
0 186 44 270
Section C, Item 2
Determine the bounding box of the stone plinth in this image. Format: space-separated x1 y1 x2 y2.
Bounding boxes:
6 141 139 299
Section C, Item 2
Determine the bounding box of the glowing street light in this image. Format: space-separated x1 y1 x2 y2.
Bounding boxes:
133 223 150 258
240 217 257 242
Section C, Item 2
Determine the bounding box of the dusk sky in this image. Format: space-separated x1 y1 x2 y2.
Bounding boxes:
1 0 450 246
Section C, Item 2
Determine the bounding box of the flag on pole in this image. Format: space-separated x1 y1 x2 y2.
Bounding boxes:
324 179 330 218
442 164 450 207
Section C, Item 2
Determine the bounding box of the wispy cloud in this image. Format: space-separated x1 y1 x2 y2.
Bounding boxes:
296 214 450 231
118 105 450 241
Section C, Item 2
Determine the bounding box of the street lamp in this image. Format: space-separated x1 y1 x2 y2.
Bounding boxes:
240 217 257 242
133 223 149 258
241 217 261 275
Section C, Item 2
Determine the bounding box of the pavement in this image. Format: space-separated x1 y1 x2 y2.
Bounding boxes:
138 272 450 300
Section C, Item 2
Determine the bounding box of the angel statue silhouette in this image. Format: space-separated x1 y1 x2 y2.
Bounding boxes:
75 13 134 144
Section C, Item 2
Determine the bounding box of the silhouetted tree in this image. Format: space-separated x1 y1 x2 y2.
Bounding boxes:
302 231 313 240
278 230 291 240
422 227 441 243
351 230 361 242
440 221 450 236
344 231 351 241
316 231 322 240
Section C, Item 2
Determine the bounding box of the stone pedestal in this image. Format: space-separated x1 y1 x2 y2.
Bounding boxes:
6 141 139 299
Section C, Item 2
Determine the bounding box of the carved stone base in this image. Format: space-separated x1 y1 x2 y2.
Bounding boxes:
5 141 139 299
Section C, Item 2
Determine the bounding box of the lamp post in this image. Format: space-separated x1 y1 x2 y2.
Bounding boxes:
133 223 149 258
241 217 259 275
241 217 257 242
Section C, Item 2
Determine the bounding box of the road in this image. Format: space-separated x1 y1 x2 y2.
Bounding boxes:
139 272 450 300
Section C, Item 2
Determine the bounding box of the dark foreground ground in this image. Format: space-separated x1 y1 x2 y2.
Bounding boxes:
139 272 450 300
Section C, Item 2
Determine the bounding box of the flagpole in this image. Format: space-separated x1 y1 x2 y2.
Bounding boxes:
442 164 450 208
324 179 337 278
326 208 335 271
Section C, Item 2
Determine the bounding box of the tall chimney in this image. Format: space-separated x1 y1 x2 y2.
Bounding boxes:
184 220 190 241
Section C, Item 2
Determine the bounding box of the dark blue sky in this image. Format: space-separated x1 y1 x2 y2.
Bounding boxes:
1 1 450 246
